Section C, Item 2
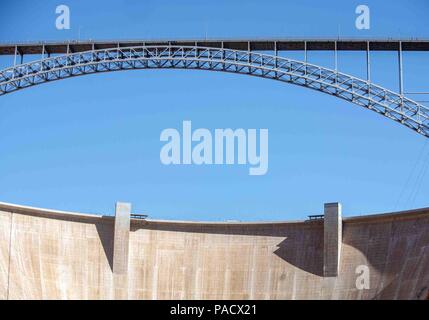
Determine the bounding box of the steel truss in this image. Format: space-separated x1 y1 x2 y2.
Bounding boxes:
0 45 428 137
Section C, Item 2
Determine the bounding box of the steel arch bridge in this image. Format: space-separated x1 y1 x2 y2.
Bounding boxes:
1 43 429 138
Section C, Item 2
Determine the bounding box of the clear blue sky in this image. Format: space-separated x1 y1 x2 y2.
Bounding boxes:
0 0 429 220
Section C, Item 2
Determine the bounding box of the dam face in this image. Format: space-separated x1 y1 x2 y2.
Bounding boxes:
0 202 428 300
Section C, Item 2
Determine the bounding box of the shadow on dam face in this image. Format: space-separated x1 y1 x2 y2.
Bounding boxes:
273 237 324 277
131 219 325 277
0 207 117 274
341 214 429 300
95 222 114 272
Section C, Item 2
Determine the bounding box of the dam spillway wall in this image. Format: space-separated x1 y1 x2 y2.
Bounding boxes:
0 202 428 300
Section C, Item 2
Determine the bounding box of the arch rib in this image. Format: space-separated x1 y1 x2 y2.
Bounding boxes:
0 45 428 138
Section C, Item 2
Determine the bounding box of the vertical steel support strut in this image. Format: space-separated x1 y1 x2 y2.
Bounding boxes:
334 41 338 92
334 41 338 72
274 41 277 61
367 41 371 103
221 41 225 64
247 41 251 74
66 43 70 67
41 44 45 71
366 41 371 82
398 41 404 114
304 41 307 79
13 46 17 66
304 41 307 64
11 46 18 80
398 41 404 96
274 41 278 78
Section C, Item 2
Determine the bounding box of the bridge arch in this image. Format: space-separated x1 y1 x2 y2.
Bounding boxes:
0 45 428 137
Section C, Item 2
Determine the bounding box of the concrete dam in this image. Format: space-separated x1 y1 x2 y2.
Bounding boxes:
0 201 428 300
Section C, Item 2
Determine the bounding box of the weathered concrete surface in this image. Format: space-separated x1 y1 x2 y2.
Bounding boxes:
113 202 131 300
0 202 428 300
0 211 11 300
113 202 131 275
324 203 342 277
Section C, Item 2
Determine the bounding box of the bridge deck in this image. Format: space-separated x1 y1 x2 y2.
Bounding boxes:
1 38 429 55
